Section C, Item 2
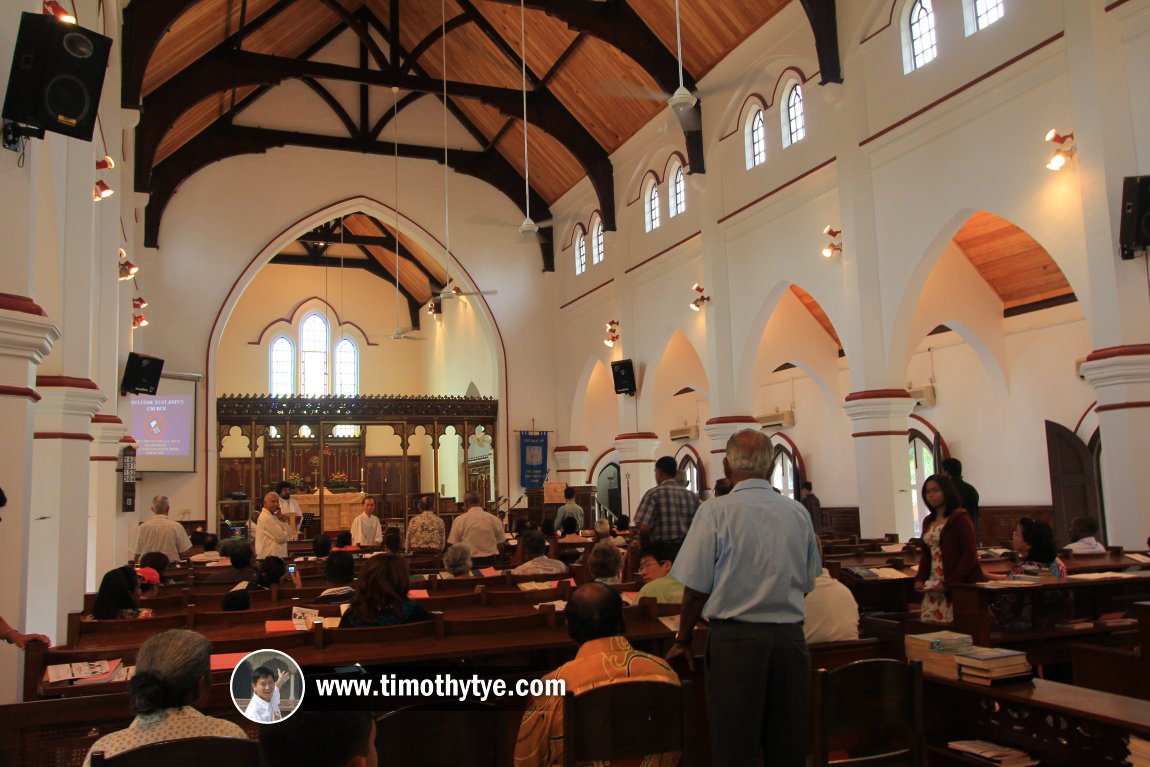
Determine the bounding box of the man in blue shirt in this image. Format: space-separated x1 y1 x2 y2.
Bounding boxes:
667 429 820 767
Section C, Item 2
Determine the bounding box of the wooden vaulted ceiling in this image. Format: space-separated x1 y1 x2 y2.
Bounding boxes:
123 0 821 254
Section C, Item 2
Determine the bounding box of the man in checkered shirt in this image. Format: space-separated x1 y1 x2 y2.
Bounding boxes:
633 456 699 544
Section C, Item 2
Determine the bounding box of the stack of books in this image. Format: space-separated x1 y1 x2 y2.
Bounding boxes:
904 630 973 680
1128 734 1150 766
953 646 1032 685
947 740 1039 766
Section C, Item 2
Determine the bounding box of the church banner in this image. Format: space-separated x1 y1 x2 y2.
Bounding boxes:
520 431 548 489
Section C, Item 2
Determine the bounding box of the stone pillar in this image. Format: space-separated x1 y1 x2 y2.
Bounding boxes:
0 296 59 703
613 432 662 518
1079 345 1150 547
552 445 589 484
27 377 106 643
843 390 916 540
703 416 758 485
89 415 129 592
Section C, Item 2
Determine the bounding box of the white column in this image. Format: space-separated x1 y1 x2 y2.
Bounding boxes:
843 390 916 540
27 379 106 643
613 433 662 518
1079 346 1150 547
552 445 590 484
702 416 758 484
89 415 130 592
0 300 59 703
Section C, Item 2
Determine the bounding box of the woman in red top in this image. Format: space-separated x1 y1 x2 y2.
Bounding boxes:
915 474 984 623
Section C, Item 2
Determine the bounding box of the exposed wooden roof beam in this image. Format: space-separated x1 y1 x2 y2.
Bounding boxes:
799 0 843 84
269 251 424 329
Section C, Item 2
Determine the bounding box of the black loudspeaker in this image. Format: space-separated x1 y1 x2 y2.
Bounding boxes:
2 13 112 142
611 359 637 396
1120 176 1150 260
120 353 165 396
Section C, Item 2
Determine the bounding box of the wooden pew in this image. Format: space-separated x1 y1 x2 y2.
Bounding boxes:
1070 601 1150 700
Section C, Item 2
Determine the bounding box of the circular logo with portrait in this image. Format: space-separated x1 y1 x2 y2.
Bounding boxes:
230 649 305 724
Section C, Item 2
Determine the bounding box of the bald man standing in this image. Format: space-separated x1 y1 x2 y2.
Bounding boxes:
255 492 291 560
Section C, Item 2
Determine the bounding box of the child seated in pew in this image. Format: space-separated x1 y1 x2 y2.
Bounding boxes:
88 566 154 620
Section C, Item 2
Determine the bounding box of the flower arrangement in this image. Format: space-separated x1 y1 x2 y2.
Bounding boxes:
286 472 305 490
327 472 349 489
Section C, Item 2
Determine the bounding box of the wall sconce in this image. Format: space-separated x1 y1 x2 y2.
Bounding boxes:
689 283 711 311
118 248 138 281
821 226 842 258
43 1 76 23
93 180 114 201
96 155 114 170
1044 129 1076 171
604 320 619 348
132 314 149 329
132 296 148 309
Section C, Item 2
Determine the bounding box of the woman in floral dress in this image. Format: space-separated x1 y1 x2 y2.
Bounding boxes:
915 474 984 623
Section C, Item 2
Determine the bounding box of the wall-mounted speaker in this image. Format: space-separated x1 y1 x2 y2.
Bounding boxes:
2 13 112 142
120 352 165 396
611 359 637 396
1120 176 1150 260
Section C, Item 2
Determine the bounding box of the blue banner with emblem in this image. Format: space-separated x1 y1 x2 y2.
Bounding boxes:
520 431 548 489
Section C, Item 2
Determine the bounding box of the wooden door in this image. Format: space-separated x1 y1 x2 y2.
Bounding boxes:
1045 420 1103 547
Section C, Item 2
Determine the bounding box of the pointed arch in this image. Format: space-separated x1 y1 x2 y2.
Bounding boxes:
641 330 711 431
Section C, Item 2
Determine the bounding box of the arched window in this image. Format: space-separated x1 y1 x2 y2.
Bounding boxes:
784 84 805 147
771 444 797 500
269 336 294 396
746 109 766 169
574 230 587 275
669 165 686 217
591 218 605 264
908 433 937 536
333 338 357 396
299 313 328 396
644 182 661 232
908 0 938 71
965 0 1004 34
678 455 700 495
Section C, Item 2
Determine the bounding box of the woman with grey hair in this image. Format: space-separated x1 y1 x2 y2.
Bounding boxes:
82 629 248 765
440 543 482 578
588 539 623 583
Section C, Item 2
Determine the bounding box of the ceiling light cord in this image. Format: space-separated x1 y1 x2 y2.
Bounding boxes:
674 0 685 90
394 91 402 333
441 0 453 291
520 0 531 221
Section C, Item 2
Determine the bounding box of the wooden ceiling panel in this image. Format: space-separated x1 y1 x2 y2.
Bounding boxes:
547 36 664 151
155 88 259 164
450 99 507 142
789 285 842 349
418 26 524 89
633 0 791 79
344 214 446 303
395 0 464 61
495 120 584 203
470 2 580 78
953 211 1072 309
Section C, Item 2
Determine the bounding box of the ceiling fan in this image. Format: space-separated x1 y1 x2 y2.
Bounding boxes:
387 87 424 342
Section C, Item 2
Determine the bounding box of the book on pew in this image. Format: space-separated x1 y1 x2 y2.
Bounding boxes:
947 739 1039 766
905 630 973 653
1128 734 1150 767
1127 553 1150 564
959 667 1034 686
953 646 1028 669
1054 618 1094 631
844 566 878 579
45 659 123 685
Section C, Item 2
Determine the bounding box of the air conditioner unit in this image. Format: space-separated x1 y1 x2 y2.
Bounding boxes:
669 425 698 442
757 410 795 428
907 385 936 408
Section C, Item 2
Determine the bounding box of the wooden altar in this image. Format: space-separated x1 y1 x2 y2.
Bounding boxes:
216 395 498 533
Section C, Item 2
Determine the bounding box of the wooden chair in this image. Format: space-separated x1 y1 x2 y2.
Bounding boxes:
189 604 292 629
68 613 189 647
561 679 693 767
316 620 436 649
438 607 557 637
811 659 925 767
375 701 510 767
89 736 259 766
415 589 486 611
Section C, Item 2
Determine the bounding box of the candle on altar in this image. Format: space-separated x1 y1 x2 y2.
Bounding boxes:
282 468 286 480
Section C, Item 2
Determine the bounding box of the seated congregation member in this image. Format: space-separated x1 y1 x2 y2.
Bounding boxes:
189 534 221 562
407 495 446 553
82 630 247 765
138 551 173 585
1066 516 1105 554
259 711 377 767
340 553 432 628
311 551 357 604
587 539 623 584
311 532 333 559
712 478 732 497
383 528 403 554
440 543 482 578
250 556 302 591
611 515 631 538
592 519 626 546
133 495 192 563
350 495 382 547
136 567 163 600
220 589 251 611
198 540 255 583
446 491 508 568
90 566 153 620
914 474 984 624
512 531 568 575
331 530 360 552
637 541 685 604
804 541 860 644
1003 518 1066 578
245 665 290 723
514 583 680 767
557 515 585 542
